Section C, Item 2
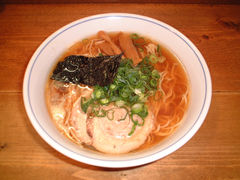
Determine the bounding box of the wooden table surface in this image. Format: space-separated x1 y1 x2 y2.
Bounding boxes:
0 3 240 180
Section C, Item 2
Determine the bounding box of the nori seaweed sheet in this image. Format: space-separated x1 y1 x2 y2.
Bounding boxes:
50 53 123 86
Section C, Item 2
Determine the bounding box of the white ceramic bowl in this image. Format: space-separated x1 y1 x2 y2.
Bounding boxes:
23 13 212 168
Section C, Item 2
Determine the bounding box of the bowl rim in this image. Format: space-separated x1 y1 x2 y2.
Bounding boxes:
23 13 212 168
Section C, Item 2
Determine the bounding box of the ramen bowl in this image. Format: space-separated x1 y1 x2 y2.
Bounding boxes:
23 13 212 168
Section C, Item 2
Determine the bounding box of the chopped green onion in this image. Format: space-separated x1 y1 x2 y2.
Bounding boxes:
138 93 146 102
93 87 104 99
109 96 121 102
140 75 148 81
103 86 109 92
127 72 138 85
149 54 159 64
120 88 131 98
94 109 106 117
137 105 148 119
115 100 125 107
131 103 144 114
150 79 158 88
130 33 140 39
128 123 137 136
99 98 109 105
110 84 117 91
106 109 114 120
80 56 164 136
157 44 160 52
151 69 160 79
129 95 139 104
157 44 162 56
118 107 129 121
81 97 94 113
134 88 142 95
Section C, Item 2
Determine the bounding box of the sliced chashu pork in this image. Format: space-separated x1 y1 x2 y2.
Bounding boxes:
68 94 92 145
87 105 154 154
47 80 93 144
46 80 78 124
48 80 153 153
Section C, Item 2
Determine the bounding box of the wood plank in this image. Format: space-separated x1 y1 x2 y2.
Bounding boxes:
0 4 240 93
0 93 239 179
1 0 240 4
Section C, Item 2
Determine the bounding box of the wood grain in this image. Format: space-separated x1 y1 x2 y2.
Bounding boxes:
0 3 240 180
1 0 240 5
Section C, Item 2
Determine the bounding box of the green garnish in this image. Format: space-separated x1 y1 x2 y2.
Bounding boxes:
151 69 160 79
80 56 162 136
93 109 106 117
130 33 146 46
149 54 159 63
110 84 117 91
130 33 140 39
128 123 137 136
157 44 162 56
93 86 105 99
118 107 129 121
99 98 109 105
80 97 94 113
115 100 125 107
106 109 115 120
150 79 158 88
131 103 144 114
